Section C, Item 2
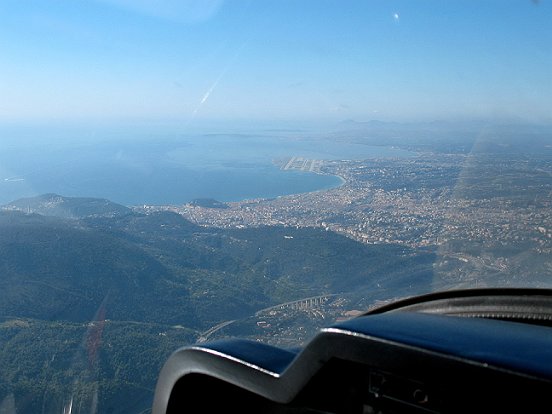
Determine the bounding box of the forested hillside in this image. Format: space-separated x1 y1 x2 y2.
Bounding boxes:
0 194 435 413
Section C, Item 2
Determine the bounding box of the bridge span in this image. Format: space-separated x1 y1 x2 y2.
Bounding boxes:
255 294 337 316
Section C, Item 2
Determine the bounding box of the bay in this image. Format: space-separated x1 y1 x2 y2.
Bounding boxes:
0 133 413 206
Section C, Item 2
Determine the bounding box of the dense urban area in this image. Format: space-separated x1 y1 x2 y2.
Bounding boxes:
141 150 551 261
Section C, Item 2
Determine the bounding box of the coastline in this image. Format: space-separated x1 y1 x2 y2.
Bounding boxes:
237 164 347 204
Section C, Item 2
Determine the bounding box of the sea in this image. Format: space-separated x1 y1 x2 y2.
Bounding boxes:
0 128 413 206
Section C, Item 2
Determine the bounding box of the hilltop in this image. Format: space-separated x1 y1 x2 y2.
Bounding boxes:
3 193 132 219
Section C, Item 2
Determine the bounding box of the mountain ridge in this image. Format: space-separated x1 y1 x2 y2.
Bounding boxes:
3 193 132 219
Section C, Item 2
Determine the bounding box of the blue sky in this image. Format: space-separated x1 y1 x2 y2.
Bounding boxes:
0 0 550 125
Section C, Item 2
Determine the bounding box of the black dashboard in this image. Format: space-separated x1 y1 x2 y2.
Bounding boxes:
152 289 552 413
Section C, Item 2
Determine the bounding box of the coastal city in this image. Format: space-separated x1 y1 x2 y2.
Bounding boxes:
138 151 552 254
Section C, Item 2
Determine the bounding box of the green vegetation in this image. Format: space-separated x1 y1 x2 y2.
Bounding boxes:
0 318 196 413
0 195 435 413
